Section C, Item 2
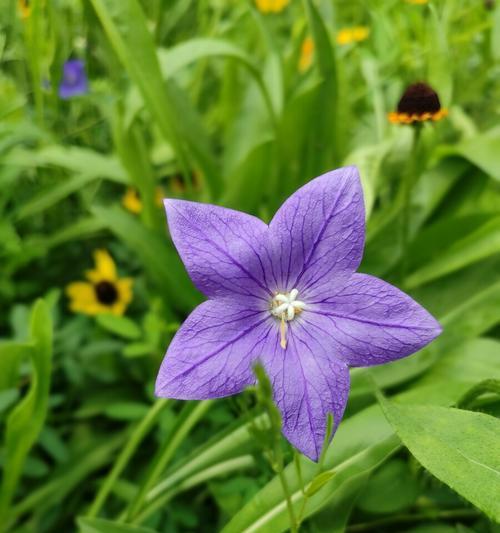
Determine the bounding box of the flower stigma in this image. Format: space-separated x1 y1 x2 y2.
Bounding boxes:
271 289 306 349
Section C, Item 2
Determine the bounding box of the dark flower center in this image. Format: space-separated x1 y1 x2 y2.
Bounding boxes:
397 82 441 115
94 281 118 305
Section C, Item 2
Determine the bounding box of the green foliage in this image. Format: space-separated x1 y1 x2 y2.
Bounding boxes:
0 300 53 524
1 0 500 531
379 398 500 521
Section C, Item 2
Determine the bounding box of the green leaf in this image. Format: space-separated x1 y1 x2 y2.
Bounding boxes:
5 145 127 182
303 0 339 170
16 173 98 220
104 402 150 421
0 342 32 390
438 126 500 181
304 470 336 497
89 0 221 197
0 300 53 522
379 398 500 521
405 215 500 288
158 38 257 79
78 517 156 533
96 314 141 340
427 5 452 106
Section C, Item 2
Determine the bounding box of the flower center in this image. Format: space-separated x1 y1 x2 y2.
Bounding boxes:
271 289 305 321
270 289 306 350
94 281 118 305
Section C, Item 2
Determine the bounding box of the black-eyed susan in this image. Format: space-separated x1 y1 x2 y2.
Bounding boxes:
299 37 314 72
66 249 133 316
388 82 448 125
336 26 370 46
18 0 31 18
255 0 290 14
122 187 165 214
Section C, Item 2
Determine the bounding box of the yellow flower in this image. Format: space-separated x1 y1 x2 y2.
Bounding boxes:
255 0 290 14
299 37 314 72
18 0 31 18
336 26 370 46
405 0 428 4
122 188 142 214
122 186 165 214
66 249 133 316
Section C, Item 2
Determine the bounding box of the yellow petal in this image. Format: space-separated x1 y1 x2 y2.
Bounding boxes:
255 0 289 13
66 282 99 315
122 188 143 214
116 278 134 306
86 249 117 282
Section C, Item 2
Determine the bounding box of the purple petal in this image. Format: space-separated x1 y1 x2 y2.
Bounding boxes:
164 199 274 300
268 166 365 299
304 273 442 367
261 324 350 461
155 299 274 399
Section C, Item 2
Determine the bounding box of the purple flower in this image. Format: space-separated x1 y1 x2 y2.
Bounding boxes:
155 167 442 461
59 60 88 99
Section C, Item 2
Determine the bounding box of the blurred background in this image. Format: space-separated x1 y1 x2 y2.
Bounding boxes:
1 0 500 532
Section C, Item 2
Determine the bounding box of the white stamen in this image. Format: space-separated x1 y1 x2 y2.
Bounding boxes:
270 289 306 322
271 289 306 350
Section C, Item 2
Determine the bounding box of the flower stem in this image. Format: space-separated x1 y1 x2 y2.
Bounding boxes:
278 466 299 533
296 414 334 528
400 125 423 278
86 398 169 518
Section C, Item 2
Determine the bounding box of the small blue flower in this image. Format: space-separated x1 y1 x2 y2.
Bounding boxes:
59 60 88 100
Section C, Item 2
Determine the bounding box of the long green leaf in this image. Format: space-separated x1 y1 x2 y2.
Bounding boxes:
0 300 53 523
406 215 500 288
78 517 156 533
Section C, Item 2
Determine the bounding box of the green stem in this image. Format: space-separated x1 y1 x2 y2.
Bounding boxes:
125 400 212 521
296 414 333 527
400 125 422 278
278 467 299 533
86 399 169 518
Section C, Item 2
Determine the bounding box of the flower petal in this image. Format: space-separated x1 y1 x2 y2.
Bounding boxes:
268 166 365 298
305 273 442 367
261 325 350 461
86 249 117 282
66 282 101 315
164 199 274 300
155 299 274 399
